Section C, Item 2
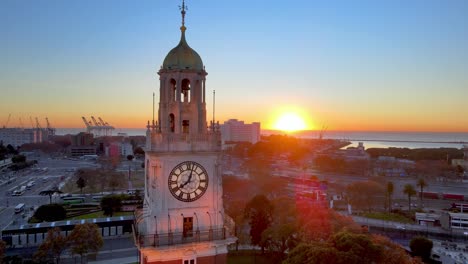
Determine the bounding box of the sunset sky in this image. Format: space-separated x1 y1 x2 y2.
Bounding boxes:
1 0 468 132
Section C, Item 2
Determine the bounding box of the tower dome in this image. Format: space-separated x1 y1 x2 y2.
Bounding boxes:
162 27 203 71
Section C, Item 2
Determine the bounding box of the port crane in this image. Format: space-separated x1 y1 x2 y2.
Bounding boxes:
81 116 115 137
35 117 42 129
2 114 11 128
45 117 56 136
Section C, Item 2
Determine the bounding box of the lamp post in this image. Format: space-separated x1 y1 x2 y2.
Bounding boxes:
194 212 200 241
153 216 159 247
168 214 173 245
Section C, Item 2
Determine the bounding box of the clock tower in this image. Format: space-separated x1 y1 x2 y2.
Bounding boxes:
135 2 235 264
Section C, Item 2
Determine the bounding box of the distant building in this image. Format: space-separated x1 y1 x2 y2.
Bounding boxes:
373 156 414 177
104 141 133 158
338 142 370 160
0 128 43 147
220 119 260 144
415 212 441 227
441 211 468 230
452 145 468 172
71 132 94 146
69 132 96 157
105 142 121 158
121 142 133 156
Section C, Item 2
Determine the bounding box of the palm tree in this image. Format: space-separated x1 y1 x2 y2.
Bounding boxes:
386 182 394 212
39 187 63 204
416 178 427 208
403 184 417 211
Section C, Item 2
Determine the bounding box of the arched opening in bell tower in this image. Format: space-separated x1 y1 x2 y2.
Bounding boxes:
170 79 177 102
169 114 175 132
181 79 191 103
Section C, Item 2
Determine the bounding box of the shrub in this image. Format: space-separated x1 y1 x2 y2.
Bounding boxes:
34 204 66 222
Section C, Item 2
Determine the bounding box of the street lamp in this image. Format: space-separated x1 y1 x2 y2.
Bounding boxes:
206 211 212 229
206 211 213 240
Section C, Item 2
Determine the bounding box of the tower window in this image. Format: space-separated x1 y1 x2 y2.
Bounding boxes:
169 114 175 133
183 217 193 237
182 79 191 103
170 79 177 102
182 120 189 134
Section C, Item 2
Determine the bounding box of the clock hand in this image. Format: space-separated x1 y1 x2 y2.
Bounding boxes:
180 166 195 188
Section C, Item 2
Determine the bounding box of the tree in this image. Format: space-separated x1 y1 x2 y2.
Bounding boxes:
244 194 273 253
296 203 360 243
410 236 433 261
403 184 417 211
33 204 66 222
416 178 427 208
100 195 122 217
261 197 299 257
76 177 86 193
283 231 420 264
34 227 69 264
134 146 145 155
11 154 26 163
331 231 383 264
68 223 104 263
386 182 394 212
6 144 18 155
283 242 344 264
372 235 424 264
39 187 63 204
0 240 5 263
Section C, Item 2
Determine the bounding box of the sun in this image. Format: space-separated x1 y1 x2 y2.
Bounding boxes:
274 112 307 132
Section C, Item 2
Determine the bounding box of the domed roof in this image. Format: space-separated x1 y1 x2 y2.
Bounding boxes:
162 27 203 71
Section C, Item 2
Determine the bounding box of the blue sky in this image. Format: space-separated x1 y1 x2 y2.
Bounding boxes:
1 0 468 131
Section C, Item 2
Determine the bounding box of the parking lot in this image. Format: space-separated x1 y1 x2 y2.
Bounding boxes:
0 156 99 230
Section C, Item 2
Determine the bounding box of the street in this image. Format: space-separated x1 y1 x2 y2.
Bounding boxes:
0 156 98 230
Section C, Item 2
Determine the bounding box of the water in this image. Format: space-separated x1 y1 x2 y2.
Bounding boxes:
57 128 468 149
265 130 468 149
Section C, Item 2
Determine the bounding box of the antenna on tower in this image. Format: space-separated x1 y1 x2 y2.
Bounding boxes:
152 92 155 128
212 90 216 130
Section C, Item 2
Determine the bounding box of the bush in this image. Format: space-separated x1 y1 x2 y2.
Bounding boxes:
11 155 26 163
410 236 433 260
34 204 66 222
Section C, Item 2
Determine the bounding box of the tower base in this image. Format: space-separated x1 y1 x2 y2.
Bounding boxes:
139 238 235 264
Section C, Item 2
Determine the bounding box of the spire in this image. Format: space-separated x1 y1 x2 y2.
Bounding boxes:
179 0 187 32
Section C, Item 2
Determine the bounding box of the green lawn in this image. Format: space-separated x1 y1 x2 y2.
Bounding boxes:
362 212 414 223
67 211 133 220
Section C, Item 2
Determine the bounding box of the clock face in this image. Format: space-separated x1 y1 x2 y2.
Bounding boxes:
168 161 209 202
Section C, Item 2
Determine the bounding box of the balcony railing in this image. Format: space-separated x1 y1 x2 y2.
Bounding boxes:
136 228 226 248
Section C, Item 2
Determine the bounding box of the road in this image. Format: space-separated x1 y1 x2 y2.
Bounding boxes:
5 236 138 264
0 157 99 230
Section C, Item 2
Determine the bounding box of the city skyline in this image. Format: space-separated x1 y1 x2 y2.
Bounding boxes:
2 1 468 132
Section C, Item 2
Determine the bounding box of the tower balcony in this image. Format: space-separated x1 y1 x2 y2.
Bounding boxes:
135 227 227 248
146 131 222 152
133 210 237 250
